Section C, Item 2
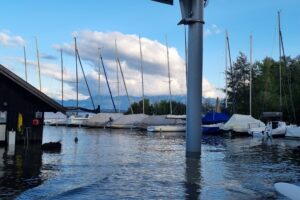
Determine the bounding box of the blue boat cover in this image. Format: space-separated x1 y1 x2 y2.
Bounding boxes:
202 111 229 124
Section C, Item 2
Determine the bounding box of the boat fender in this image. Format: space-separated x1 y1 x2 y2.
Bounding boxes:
32 119 40 126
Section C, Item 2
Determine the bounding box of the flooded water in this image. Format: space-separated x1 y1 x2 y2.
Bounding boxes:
1 126 300 199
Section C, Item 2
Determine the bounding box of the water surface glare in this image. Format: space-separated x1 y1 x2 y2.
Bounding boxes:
1 126 300 199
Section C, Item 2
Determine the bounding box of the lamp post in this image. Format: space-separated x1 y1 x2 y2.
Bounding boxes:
152 0 205 158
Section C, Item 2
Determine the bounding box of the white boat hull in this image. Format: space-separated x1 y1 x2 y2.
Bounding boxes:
286 126 300 138
147 125 185 132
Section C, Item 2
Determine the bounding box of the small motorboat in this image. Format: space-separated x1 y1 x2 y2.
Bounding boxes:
249 121 287 138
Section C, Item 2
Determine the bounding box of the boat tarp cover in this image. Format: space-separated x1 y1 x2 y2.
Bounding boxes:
139 115 185 129
202 111 229 124
221 114 265 132
83 113 124 127
110 114 149 126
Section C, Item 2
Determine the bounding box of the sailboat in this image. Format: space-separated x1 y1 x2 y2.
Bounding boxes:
66 37 98 127
202 98 229 134
222 31 265 135
248 12 296 138
146 35 186 132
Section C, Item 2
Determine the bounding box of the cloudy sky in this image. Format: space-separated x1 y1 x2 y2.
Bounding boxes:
1 0 300 102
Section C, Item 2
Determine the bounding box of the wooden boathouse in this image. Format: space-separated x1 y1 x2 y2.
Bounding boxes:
0 64 65 145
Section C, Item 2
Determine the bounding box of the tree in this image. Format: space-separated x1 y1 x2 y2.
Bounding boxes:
226 52 251 114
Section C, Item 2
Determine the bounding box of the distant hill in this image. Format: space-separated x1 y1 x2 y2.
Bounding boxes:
56 95 217 112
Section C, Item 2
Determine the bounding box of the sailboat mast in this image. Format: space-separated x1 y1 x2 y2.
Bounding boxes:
115 40 120 113
139 36 145 114
61 49 64 106
226 31 234 113
23 46 28 82
74 37 79 113
35 37 42 91
278 11 282 111
250 34 252 116
98 48 101 107
165 35 172 115
225 31 228 109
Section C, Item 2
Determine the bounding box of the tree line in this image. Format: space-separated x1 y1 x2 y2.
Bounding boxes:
225 52 300 124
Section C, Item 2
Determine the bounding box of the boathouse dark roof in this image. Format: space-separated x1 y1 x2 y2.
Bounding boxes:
0 64 65 113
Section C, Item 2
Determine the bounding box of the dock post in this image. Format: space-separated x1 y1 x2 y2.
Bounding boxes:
184 0 204 158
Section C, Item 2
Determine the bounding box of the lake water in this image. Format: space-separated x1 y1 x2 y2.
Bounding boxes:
1 126 300 199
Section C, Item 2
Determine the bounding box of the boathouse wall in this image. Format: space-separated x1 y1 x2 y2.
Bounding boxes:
0 64 65 145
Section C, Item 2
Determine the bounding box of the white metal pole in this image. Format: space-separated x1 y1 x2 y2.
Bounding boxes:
139 36 145 114
165 34 173 115
225 31 228 109
35 37 42 91
278 11 282 111
23 46 28 82
115 39 120 113
250 34 252 116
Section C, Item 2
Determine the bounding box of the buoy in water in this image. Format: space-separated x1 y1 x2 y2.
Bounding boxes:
74 137 78 143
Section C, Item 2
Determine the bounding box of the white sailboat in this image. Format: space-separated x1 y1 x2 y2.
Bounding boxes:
145 35 186 132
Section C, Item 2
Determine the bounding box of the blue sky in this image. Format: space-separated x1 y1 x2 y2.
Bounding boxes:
1 0 300 101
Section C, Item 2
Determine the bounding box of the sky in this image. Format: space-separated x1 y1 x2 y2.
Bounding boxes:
1 0 300 103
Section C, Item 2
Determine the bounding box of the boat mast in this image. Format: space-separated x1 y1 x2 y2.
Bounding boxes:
278 11 282 111
184 26 188 113
23 46 28 82
74 37 79 114
165 35 172 115
35 37 42 91
115 39 120 113
225 31 228 109
249 34 252 116
139 35 145 114
98 48 101 107
61 49 64 106
226 31 234 113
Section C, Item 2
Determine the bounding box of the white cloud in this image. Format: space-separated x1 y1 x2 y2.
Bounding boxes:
52 30 223 99
204 24 222 37
0 31 26 47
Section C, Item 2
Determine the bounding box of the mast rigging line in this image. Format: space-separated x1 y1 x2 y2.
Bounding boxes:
75 48 96 110
61 49 64 106
116 58 134 114
99 50 117 113
279 29 296 123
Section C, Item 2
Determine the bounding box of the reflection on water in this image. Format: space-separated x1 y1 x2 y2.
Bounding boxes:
0 145 43 199
0 126 298 199
185 158 201 200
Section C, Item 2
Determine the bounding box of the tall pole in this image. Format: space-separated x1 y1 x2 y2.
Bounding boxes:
278 11 282 111
115 39 120 113
184 26 188 85
249 34 252 116
74 37 79 113
225 31 228 109
35 37 41 91
186 0 204 158
165 35 173 115
23 46 28 82
98 48 101 106
61 49 64 106
139 36 145 114
184 26 188 113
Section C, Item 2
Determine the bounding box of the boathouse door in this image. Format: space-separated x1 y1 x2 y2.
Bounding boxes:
0 111 7 143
